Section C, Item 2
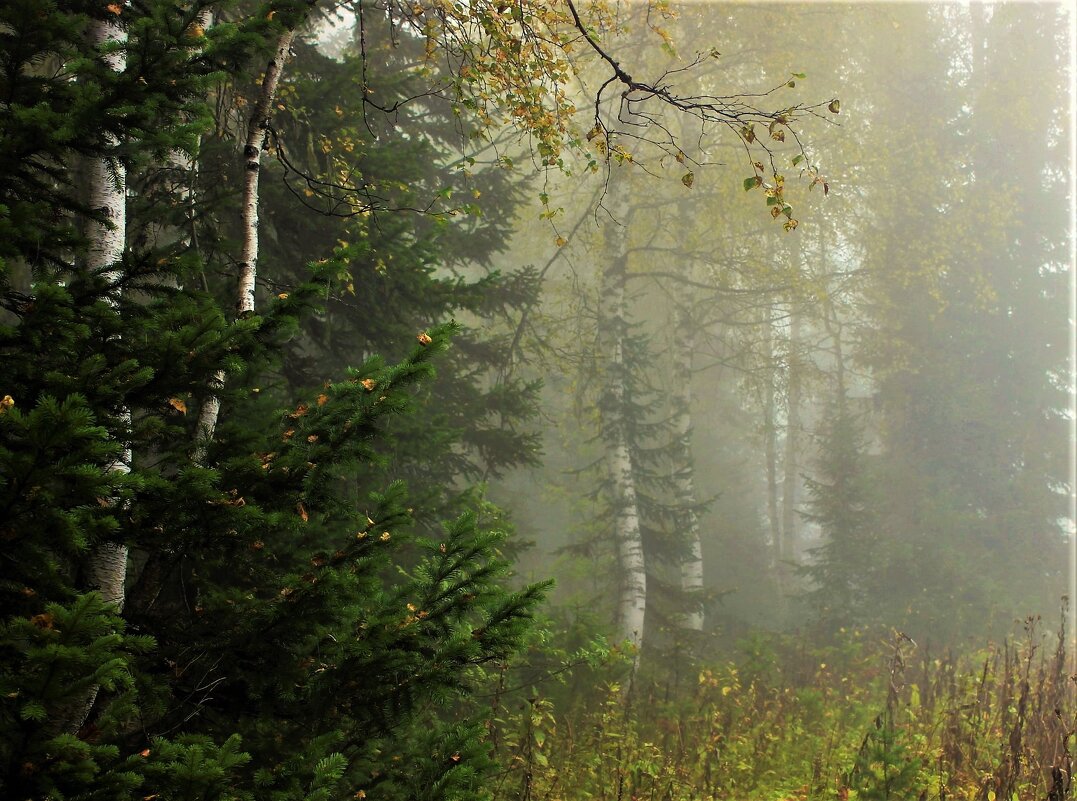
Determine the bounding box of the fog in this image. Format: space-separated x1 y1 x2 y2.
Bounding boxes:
3 2 1074 798
483 1 1074 655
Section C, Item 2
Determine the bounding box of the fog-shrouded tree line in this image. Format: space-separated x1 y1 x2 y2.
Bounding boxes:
500 0 1071 653
0 1 1072 800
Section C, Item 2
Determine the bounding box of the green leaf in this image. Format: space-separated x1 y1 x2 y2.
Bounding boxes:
792 72 807 79
828 99 841 114
792 154 804 166
743 176 761 191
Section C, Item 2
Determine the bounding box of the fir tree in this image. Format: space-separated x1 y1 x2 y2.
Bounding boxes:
800 395 878 632
1 5 547 799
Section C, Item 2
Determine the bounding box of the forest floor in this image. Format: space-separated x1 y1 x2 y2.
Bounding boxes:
491 618 1074 801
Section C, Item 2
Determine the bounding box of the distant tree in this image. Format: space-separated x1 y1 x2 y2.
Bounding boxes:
849 3 1071 638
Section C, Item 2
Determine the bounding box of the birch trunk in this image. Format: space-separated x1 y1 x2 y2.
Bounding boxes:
762 317 782 582
237 27 296 314
780 306 802 574
85 9 129 614
195 25 296 461
600 195 646 660
149 11 213 262
62 9 129 735
671 289 704 632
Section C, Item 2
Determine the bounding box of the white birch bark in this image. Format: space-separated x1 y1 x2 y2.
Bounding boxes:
781 306 802 573
600 192 646 659
762 316 783 582
61 8 129 735
671 290 704 631
237 27 296 314
195 25 295 461
85 9 129 613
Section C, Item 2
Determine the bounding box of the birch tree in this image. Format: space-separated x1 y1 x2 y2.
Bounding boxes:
83 7 129 617
599 186 648 661
779 302 803 583
195 22 299 458
48 3 131 739
671 289 704 632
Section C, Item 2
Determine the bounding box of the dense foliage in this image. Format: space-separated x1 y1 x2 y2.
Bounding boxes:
1 1 1071 799
490 617 1075 801
0 3 547 798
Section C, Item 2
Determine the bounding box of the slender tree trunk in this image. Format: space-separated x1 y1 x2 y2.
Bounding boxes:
149 11 213 262
781 304 802 572
195 25 297 461
128 11 216 599
671 287 704 631
62 8 128 735
762 315 782 584
84 9 129 614
601 192 646 662
237 28 295 314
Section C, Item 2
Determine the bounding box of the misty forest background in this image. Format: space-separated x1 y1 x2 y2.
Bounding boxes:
1 2 1074 801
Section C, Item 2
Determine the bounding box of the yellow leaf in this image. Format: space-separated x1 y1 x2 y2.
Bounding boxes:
297 502 309 522
168 397 187 415
0 395 14 414
30 612 55 629
360 378 376 391
316 393 329 406
555 236 567 248
106 3 123 15
417 332 433 346
277 292 289 300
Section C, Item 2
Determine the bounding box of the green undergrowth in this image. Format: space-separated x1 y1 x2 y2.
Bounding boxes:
489 617 1075 801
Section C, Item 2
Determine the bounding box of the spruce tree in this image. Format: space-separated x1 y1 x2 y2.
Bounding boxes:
1 4 547 799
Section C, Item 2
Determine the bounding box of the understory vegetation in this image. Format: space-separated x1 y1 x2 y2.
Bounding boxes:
491 614 1075 801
